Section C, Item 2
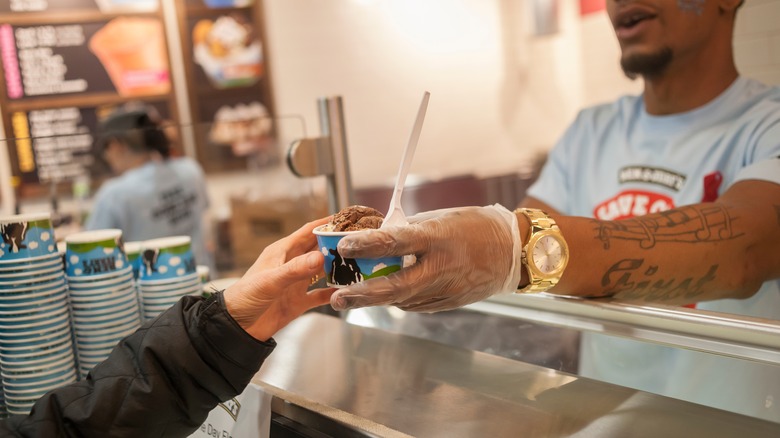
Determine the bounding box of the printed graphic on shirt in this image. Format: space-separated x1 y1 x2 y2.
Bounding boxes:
150 186 197 226
700 171 723 202
594 190 675 220
618 166 686 192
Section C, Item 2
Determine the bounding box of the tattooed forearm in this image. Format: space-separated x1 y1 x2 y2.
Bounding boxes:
594 204 744 249
599 258 718 302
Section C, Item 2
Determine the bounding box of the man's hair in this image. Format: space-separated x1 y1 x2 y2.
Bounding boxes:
96 108 170 159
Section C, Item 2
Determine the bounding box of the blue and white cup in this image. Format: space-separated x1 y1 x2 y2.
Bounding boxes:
138 236 196 282
312 225 403 288
137 271 199 321
64 229 128 278
0 213 57 262
124 241 142 279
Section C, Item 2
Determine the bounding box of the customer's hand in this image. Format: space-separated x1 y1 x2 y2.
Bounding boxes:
223 218 336 341
330 205 523 312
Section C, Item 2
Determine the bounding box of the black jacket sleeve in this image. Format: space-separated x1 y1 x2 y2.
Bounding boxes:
0 292 276 437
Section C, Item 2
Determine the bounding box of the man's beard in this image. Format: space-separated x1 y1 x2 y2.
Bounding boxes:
620 47 673 80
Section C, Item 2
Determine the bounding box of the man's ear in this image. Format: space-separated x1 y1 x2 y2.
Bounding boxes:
104 139 127 155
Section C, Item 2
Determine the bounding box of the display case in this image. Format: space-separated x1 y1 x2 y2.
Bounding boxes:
251 310 780 437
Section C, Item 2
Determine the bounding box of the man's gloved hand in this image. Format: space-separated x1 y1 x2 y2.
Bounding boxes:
330 204 523 313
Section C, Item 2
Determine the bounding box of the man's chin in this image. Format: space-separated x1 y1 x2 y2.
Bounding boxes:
620 47 673 80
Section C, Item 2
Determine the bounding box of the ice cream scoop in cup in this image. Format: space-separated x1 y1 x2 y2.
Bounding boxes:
313 206 402 288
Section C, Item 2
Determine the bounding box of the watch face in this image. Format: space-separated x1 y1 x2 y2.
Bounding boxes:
532 235 564 274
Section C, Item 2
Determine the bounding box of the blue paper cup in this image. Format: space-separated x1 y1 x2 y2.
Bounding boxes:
312 225 402 288
2 368 76 388
0 213 57 262
124 241 142 279
65 229 128 277
138 236 196 282
0 254 61 273
66 266 133 289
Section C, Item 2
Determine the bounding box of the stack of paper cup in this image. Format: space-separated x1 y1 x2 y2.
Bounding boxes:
64 229 141 378
0 213 77 415
137 236 199 320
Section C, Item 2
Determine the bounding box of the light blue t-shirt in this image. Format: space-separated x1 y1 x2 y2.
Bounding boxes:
527 77 780 422
85 157 213 272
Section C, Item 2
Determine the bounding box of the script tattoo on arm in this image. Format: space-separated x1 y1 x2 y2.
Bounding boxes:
600 258 718 302
594 204 744 249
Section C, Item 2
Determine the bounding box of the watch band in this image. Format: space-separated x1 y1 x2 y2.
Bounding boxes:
517 208 558 232
515 208 565 294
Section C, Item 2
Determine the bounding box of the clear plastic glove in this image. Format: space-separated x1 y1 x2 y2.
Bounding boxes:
330 204 523 313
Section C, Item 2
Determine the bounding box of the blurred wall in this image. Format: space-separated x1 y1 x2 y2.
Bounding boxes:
262 0 589 189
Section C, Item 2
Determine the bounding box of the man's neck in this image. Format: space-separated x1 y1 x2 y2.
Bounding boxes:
122 154 152 173
642 42 738 115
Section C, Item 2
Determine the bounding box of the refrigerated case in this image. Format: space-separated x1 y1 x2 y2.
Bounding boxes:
251 302 780 437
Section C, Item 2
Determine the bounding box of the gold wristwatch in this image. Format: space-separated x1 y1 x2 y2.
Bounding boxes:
515 208 569 294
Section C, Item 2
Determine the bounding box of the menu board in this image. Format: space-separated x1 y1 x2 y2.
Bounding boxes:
0 18 170 100
1 0 99 13
0 0 180 196
181 0 278 173
9 106 98 184
1 19 171 100
7 100 171 185
1 0 159 13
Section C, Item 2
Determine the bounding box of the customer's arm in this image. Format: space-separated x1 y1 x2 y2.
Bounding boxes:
328 180 780 312
0 219 334 438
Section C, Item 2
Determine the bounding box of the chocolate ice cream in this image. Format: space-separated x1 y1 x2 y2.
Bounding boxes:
329 205 384 231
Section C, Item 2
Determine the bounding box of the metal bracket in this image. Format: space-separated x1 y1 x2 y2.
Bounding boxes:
287 137 333 177
287 96 354 214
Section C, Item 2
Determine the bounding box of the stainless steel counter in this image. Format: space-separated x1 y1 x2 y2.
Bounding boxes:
252 313 780 437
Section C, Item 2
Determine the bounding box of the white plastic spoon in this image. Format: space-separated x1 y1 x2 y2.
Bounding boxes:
381 91 430 228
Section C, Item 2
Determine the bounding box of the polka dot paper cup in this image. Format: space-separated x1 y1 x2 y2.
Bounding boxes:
138 236 196 282
0 213 57 262
64 229 128 278
313 225 402 288
124 241 142 279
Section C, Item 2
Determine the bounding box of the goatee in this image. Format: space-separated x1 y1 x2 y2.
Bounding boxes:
621 47 673 80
